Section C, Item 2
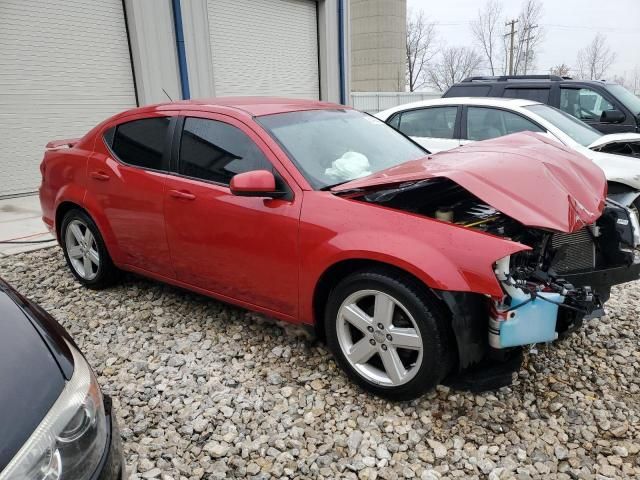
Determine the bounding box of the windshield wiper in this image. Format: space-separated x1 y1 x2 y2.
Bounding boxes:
320 180 352 191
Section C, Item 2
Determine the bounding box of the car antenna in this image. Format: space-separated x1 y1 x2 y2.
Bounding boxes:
162 88 174 102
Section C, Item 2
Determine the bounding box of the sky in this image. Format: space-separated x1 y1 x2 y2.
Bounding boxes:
407 0 640 80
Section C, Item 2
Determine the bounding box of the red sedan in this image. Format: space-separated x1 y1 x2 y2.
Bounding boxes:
39 98 640 400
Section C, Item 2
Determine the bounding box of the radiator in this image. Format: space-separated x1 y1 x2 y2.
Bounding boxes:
551 228 596 273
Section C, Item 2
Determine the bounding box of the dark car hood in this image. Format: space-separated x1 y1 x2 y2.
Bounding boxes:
0 284 66 471
333 132 607 233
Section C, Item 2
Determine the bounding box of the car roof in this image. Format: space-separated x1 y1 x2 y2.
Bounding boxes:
116 97 347 119
377 97 541 118
456 76 617 86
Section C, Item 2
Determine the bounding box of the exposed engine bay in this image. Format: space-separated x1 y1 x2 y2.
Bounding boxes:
591 140 640 158
357 177 640 351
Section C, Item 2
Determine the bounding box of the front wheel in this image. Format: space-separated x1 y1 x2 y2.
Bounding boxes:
60 209 119 289
325 269 454 401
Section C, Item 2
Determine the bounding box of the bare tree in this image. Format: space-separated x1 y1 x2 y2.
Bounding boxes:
613 67 640 94
406 9 437 91
576 33 617 80
513 0 544 75
428 46 483 92
471 0 503 75
549 63 571 77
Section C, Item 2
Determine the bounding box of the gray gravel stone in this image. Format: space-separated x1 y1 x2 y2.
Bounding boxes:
3 248 640 479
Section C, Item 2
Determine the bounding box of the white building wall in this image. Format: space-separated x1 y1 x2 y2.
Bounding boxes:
351 91 441 114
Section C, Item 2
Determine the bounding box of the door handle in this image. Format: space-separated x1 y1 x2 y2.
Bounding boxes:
90 171 110 181
169 189 196 200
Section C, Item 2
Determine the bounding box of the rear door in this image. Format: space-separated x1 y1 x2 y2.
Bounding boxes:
503 86 551 104
89 113 177 278
392 106 461 152
162 112 301 318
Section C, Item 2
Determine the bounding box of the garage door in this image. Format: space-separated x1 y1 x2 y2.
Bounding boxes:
207 0 319 99
0 0 137 197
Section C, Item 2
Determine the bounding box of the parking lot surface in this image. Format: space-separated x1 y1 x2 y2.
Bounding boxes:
1 248 639 479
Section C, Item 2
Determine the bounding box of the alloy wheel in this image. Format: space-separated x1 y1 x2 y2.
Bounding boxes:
336 289 423 386
65 219 100 281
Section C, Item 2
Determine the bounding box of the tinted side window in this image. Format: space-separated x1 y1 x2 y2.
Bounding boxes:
503 88 550 103
466 107 543 141
560 87 615 120
110 117 171 170
398 107 458 139
387 113 401 130
445 85 492 97
179 118 271 185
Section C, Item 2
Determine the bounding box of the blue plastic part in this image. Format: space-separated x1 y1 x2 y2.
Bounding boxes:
171 0 190 100
337 0 346 104
498 292 564 348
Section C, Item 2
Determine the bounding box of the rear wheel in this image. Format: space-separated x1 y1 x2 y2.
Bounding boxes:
325 269 454 401
61 209 119 289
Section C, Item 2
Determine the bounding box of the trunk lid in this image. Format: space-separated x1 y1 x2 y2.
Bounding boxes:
332 132 606 233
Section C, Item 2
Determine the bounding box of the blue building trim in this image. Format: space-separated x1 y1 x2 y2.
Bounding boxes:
337 0 346 104
171 0 190 100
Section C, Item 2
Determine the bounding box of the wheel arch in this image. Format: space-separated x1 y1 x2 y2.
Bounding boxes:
312 258 452 341
55 201 84 240
55 201 120 263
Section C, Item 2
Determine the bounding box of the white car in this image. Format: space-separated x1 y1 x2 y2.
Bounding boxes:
376 97 640 207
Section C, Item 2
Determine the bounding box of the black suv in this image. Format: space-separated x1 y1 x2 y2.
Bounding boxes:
443 75 640 134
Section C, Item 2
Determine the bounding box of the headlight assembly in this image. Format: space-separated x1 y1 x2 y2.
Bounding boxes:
0 340 108 480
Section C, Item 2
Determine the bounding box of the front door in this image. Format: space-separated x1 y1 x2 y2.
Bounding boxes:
463 106 545 144
163 114 301 318
559 86 633 134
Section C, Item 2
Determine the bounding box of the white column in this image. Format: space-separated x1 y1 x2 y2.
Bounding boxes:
180 0 216 99
124 0 182 105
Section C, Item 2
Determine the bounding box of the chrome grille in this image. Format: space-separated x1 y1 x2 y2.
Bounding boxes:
551 228 595 273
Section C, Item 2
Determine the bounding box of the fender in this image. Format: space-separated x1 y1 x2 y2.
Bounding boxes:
53 188 125 265
79 189 126 265
298 192 529 325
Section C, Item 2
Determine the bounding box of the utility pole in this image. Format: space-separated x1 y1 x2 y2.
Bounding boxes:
523 24 539 74
505 19 518 76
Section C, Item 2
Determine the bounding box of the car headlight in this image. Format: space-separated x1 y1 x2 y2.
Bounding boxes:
0 340 107 480
625 205 640 247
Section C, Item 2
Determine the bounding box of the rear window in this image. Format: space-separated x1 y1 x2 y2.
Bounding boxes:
504 88 550 103
444 85 492 97
106 117 171 171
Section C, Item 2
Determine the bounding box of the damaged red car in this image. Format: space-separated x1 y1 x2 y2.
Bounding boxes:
39 98 640 400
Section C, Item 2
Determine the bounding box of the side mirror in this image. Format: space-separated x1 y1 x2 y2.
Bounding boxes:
230 170 285 198
600 109 625 124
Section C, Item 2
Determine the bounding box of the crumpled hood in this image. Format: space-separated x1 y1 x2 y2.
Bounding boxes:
333 132 607 233
588 132 640 150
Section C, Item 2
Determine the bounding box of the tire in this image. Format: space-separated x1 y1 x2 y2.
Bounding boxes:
60 209 120 289
325 268 454 401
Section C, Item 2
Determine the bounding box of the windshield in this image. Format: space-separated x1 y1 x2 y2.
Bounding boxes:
525 104 602 147
257 109 427 189
606 84 640 116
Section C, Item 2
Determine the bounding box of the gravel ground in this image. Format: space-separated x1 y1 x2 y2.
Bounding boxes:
1 248 640 480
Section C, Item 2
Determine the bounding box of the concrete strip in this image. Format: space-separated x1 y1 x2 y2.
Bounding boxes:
0 194 56 256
